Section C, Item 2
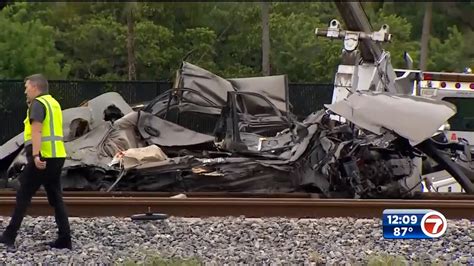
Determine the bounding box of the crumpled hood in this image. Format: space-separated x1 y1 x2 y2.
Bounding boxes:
325 92 457 146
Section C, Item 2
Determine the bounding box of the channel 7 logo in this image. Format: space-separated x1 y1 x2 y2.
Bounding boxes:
382 209 448 239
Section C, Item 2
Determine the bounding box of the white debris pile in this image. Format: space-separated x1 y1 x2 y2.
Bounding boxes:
109 145 169 170
0 216 472 264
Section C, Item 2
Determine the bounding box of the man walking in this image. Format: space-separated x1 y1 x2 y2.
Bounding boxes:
0 74 72 251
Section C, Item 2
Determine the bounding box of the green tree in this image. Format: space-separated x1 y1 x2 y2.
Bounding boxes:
178 27 218 73
428 26 466 72
61 14 127 80
2 2 471 82
0 3 70 79
134 20 181 80
270 3 341 83
378 2 473 71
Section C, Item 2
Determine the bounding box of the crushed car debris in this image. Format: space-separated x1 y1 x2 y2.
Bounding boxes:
1 62 473 198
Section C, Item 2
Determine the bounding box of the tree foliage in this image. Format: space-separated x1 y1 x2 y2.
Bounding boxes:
0 2 472 82
378 1 473 71
0 3 70 79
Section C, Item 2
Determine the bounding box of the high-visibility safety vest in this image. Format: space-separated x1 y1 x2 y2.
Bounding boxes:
23 94 67 158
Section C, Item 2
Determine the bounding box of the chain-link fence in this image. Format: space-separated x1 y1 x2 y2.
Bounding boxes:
0 80 333 144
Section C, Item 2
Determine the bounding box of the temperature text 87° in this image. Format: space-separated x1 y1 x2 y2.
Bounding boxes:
394 227 414 236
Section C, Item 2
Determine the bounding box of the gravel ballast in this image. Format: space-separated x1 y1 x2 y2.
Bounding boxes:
0 216 473 264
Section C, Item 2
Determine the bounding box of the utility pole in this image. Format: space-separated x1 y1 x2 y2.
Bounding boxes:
419 2 432 71
127 3 137 81
261 2 271 76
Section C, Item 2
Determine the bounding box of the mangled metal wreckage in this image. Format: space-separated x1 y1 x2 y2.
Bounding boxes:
0 62 473 198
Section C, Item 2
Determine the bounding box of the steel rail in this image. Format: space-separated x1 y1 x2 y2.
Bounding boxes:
0 197 473 219
0 190 316 198
0 190 472 200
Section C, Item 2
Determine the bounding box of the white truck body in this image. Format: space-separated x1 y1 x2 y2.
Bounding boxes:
394 69 474 192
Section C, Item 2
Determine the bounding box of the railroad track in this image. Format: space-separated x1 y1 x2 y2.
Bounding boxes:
0 190 472 199
0 190 317 198
0 190 473 219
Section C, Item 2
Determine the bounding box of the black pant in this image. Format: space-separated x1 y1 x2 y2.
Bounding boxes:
3 156 71 242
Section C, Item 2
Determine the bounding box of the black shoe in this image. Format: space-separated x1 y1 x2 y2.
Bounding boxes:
45 238 72 250
0 234 16 252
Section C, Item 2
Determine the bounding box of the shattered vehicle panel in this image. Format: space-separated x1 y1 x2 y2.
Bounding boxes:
325 92 457 146
1 62 473 197
1 92 140 190
137 111 215 147
228 74 289 114
0 92 133 158
0 133 23 161
0 107 92 161
144 62 289 117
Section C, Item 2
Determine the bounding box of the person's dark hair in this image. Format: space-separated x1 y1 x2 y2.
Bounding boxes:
25 74 49 93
